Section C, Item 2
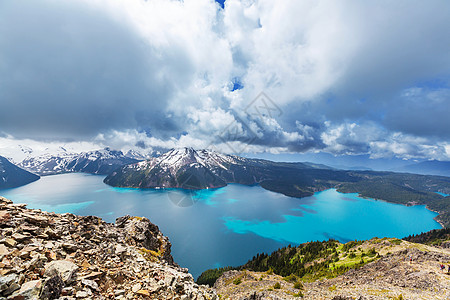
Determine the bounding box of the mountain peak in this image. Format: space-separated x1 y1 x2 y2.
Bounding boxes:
105 148 247 189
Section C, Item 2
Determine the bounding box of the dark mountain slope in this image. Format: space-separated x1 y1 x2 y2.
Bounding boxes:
0 156 40 189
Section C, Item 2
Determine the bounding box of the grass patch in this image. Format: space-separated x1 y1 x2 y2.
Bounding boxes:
283 274 299 283
390 238 402 245
138 247 160 262
332 253 377 270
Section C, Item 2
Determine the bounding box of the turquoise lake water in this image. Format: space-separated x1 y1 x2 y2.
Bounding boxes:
436 192 450 197
0 173 442 278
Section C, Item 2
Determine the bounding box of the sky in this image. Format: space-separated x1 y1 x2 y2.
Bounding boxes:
0 0 449 162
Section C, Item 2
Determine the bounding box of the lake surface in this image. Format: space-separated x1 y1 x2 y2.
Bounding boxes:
436 192 450 197
0 173 442 278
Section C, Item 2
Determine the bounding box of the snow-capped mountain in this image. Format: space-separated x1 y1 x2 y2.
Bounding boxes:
0 137 103 164
0 156 40 189
104 147 313 190
133 147 247 174
124 149 155 161
19 148 141 176
103 147 450 208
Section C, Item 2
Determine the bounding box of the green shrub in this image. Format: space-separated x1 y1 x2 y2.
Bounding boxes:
368 247 377 257
283 274 299 283
391 239 402 245
273 282 281 289
294 282 303 289
233 277 242 285
196 266 236 287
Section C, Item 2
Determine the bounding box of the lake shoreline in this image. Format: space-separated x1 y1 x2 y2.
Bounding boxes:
0 173 442 278
10 172 447 230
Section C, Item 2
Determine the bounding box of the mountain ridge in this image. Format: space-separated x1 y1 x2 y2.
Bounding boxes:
396 160 450 177
103 148 332 196
18 148 141 176
0 156 40 189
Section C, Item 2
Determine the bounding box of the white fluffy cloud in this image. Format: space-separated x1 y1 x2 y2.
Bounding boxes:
0 0 449 161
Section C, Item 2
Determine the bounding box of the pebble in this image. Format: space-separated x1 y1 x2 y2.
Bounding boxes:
132 282 142 293
136 289 150 297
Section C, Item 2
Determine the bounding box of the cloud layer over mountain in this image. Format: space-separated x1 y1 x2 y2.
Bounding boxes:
0 0 449 160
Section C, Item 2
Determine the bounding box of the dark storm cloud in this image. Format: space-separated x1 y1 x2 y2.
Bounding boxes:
383 88 450 139
0 0 190 139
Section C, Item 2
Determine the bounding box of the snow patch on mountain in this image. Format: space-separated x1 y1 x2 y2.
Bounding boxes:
18 148 142 176
130 148 243 176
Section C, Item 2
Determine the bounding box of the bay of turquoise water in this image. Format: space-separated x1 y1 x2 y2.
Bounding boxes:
436 192 450 197
0 173 441 278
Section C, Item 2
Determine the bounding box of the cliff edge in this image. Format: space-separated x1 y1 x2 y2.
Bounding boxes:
0 196 216 299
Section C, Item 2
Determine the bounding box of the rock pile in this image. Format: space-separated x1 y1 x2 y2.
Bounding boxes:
0 196 216 299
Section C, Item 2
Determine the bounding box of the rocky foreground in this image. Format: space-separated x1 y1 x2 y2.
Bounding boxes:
0 196 216 299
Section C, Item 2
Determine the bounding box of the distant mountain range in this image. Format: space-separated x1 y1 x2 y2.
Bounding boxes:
18 148 141 176
396 160 450 177
0 156 40 189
